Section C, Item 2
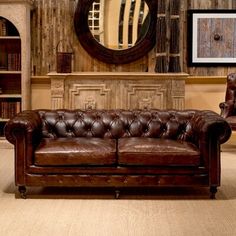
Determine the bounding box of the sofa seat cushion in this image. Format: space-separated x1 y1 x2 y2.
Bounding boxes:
34 138 116 166
118 138 200 166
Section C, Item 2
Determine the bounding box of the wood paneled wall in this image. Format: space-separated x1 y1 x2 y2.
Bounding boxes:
31 0 236 76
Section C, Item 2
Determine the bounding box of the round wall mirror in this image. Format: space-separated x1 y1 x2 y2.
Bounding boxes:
74 0 157 64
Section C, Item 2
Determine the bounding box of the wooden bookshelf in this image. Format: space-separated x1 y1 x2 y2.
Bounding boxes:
0 1 33 139
0 17 21 138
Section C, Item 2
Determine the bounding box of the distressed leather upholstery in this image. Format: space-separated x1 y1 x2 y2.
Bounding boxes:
220 73 236 130
118 138 200 166
4 109 231 198
35 138 117 166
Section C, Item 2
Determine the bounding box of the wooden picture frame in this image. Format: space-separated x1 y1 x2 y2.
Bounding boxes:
187 9 236 67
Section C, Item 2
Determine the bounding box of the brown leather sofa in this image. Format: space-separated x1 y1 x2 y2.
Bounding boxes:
4 109 231 199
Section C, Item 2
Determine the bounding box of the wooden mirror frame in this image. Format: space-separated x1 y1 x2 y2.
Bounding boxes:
74 0 157 64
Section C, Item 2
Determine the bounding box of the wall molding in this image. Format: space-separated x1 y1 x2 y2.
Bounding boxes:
31 75 227 85
186 76 227 84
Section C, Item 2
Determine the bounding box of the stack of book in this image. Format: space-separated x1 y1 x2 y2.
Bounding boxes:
0 53 21 71
0 18 7 36
0 101 21 119
7 53 21 71
0 51 7 70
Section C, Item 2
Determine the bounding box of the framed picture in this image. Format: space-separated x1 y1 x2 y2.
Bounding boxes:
187 9 236 66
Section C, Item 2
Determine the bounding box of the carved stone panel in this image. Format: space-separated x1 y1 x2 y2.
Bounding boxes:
48 72 187 110
51 78 65 109
171 79 185 109
65 81 114 109
119 81 169 109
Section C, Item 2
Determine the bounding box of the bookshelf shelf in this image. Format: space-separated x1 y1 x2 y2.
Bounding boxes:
0 94 21 98
0 118 9 122
0 71 21 74
0 70 21 74
0 36 20 39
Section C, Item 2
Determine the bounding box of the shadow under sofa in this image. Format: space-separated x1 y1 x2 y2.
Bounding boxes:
4 109 231 199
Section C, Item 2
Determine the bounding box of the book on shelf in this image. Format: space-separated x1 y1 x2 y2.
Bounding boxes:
0 101 21 119
0 46 8 70
0 53 21 71
7 53 21 71
0 18 7 36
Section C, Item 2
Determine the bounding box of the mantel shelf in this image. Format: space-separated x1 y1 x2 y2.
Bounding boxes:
48 72 189 80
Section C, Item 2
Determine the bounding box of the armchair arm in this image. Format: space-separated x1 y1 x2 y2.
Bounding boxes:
219 100 235 118
190 110 231 186
4 110 42 186
191 110 231 145
4 110 42 146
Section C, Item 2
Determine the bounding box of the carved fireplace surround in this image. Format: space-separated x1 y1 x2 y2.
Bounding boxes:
48 72 188 110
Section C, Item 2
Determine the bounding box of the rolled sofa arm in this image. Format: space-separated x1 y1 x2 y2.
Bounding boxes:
190 110 231 144
4 110 42 145
219 100 235 118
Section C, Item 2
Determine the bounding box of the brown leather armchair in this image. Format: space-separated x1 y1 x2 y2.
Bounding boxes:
219 73 236 130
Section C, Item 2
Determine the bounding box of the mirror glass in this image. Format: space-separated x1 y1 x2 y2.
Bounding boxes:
88 0 150 50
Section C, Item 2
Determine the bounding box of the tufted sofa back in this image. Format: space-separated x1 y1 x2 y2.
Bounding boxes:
37 109 196 141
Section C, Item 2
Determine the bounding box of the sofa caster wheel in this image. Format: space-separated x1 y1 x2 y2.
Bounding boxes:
115 190 120 199
19 186 27 199
210 186 217 199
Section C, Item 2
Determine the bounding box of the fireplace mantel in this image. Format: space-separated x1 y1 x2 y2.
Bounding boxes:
48 72 188 110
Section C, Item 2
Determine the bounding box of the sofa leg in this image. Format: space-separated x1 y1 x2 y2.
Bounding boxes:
115 189 120 199
18 186 27 199
210 186 217 199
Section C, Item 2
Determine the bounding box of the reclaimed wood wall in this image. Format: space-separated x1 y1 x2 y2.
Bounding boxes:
31 0 236 76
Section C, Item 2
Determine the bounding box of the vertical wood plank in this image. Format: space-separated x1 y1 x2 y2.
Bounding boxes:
181 0 188 72
197 18 211 58
232 0 236 9
220 19 234 58
168 0 181 72
155 0 168 73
